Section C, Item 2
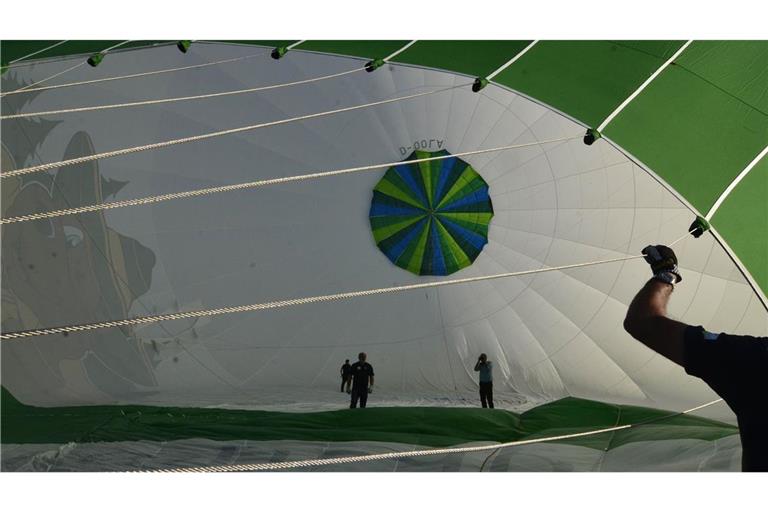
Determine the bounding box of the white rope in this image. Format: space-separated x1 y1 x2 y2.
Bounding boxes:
155 425 635 472
0 212 693 340
6 61 87 95
101 40 134 53
0 252 643 341
705 144 768 221
0 136 579 225
148 397 724 472
383 40 418 62
0 84 468 179
682 398 723 414
7 40 69 65
136 232 712 473
0 51 268 97
486 40 539 80
2 40 133 95
287 41 306 50
596 41 693 132
1 67 366 120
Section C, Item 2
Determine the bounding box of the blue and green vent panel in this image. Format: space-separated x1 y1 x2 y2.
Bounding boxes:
369 150 493 276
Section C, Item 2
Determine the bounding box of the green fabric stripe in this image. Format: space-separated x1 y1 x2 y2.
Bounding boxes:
402 218 432 274
0 40 294 66
296 41 409 59
675 41 768 114
426 157 442 209
436 167 485 209
416 150 438 207
375 217 425 257
216 40 297 50
369 213 422 230
1 40 60 64
370 215 426 243
711 156 768 294
434 218 472 271
437 216 483 261
1 41 174 65
2 388 735 449
435 167 473 209
438 212 494 237
370 191 426 220
604 64 768 216
440 194 494 214
374 175 426 210
436 223 460 274
392 40 533 79
433 157 468 207
492 40 686 128
420 217 439 274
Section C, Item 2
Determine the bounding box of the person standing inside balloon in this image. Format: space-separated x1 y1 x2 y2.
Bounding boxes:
474 353 494 408
624 243 768 472
349 352 374 408
340 359 352 393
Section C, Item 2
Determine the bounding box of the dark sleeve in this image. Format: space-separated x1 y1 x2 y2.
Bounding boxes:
685 326 765 378
683 325 714 379
369 364 374 376
684 325 768 414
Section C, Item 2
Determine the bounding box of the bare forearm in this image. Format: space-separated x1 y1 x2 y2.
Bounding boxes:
624 279 688 366
626 279 673 323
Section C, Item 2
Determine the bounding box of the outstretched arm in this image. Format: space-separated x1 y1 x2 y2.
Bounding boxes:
624 278 688 367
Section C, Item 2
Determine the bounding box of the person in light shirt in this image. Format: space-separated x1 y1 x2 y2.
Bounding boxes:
474 353 494 408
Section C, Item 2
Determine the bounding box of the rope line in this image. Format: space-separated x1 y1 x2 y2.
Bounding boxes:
0 84 468 179
101 41 134 53
383 40 418 62
1 67 366 120
596 40 693 132
705 144 768 221
486 40 539 80
6 62 87 95
147 398 724 472
1 51 268 97
3 40 133 95
0 229 692 340
137 229 710 473
0 252 643 341
7 40 69 65
0 136 579 225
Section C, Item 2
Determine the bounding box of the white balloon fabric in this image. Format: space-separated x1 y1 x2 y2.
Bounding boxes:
2 42 765 429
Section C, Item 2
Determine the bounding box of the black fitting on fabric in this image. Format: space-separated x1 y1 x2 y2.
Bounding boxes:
87 53 104 67
365 58 385 72
271 46 288 60
583 128 601 146
688 216 710 238
472 77 489 92
177 40 192 53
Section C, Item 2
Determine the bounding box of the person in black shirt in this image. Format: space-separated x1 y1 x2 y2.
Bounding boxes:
340 359 352 393
349 352 374 409
624 244 768 472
